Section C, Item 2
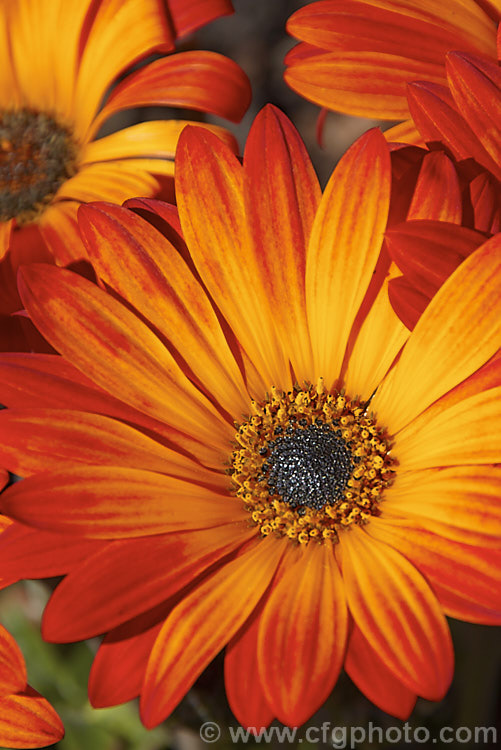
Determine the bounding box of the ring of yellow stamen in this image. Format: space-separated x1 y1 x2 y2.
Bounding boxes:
230 379 396 545
0 109 78 224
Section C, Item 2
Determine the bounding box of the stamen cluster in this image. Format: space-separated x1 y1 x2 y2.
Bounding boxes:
230 379 395 545
0 109 78 223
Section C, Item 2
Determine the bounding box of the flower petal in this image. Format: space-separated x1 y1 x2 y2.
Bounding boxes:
345 626 416 720
0 689 64 749
78 203 249 418
407 151 462 222
176 125 289 388
394 386 501 471
0 627 26 696
383 465 501 547
338 526 453 700
367 517 501 625
73 0 173 139
43 524 255 642
446 52 501 171
91 52 251 137
371 234 501 433
243 106 321 384
166 0 233 37
140 537 286 728
306 128 391 385
0 466 245 538
258 542 348 726
18 264 233 453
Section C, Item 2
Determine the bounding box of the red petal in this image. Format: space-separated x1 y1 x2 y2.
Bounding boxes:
407 151 462 222
0 689 64 749
166 0 233 37
388 276 430 330
42 524 256 641
0 466 246 538
0 626 26 695
92 51 251 136
385 220 485 297
345 626 416 720
243 105 320 383
338 527 453 700
257 543 347 726
140 538 286 728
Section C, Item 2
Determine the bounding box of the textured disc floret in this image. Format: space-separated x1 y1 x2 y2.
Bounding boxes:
230 379 396 545
0 109 78 223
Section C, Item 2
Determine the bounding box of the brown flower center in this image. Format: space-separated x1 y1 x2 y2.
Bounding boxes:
230 379 396 545
0 109 78 224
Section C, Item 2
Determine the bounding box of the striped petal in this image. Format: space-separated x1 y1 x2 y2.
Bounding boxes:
338 526 453 700
371 234 501 433
257 542 347 726
0 408 219 486
383 465 501 546
0 466 245 538
43 524 255 642
176 124 289 388
0 627 26 695
90 52 251 138
345 626 416 719
140 537 286 728
406 151 462 222
306 128 391 386
367 517 501 625
446 52 501 171
243 106 321 383
0 690 64 749
18 264 233 453
78 203 249 418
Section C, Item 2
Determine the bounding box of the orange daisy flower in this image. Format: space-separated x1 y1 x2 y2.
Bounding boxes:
0 622 64 748
0 0 250 318
0 106 500 728
285 0 500 144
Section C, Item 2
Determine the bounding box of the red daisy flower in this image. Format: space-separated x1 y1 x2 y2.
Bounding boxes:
0 106 499 729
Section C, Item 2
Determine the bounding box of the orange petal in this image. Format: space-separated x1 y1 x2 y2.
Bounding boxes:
0 689 64 749
344 264 409 400
243 105 321 383
385 220 484 297
469 171 501 233
384 119 424 145
345 626 416 720
367 517 501 625
371 234 501 433
38 201 86 266
0 626 26 695
0 408 220 488
140 537 286 728
89 612 164 708
73 0 173 140
43 524 255 642
407 151 462 222
285 48 444 119
257 542 348 726
446 52 501 171
54 162 160 204
81 120 238 164
0 466 246 538
224 614 275 731
306 128 391 385
18 264 233 453
394 386 501 471
176 125 289 388
78 203 249 418
0 353 224 470
91 52 251 138
338 526 453 700
407 81 501 180
383 465 501 547
387 276 431 330
0 219 13 262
